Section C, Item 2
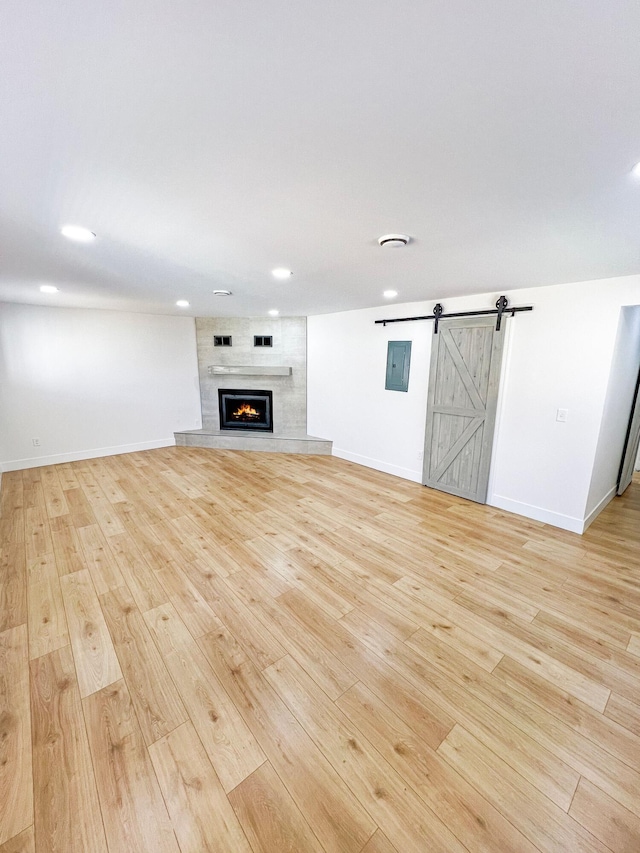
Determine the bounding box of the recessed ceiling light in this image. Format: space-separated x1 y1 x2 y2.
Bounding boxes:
213 289 232 296
383 290 398 299
176 300 190 307
632 162 640 179
60 224 97 242
272 268 292 279
268 309 279 316
378 234 410 248
40 284 59 293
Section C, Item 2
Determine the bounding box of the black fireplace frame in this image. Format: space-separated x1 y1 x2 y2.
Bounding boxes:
218 389 274 432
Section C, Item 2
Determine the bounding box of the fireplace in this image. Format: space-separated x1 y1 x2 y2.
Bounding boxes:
218 389 273 432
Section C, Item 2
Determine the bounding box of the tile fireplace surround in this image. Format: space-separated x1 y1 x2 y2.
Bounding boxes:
174 316 332 455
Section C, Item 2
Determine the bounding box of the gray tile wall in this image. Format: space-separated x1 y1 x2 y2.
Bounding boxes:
195 317 307 434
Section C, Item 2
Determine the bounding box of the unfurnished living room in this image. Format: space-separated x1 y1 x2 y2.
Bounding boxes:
2 3 640 853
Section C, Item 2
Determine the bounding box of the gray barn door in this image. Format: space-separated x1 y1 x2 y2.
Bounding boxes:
422 316 505 503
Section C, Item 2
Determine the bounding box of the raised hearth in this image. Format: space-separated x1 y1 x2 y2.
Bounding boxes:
174 428 332 455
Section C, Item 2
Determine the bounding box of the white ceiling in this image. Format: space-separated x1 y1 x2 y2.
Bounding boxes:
2 0 640 318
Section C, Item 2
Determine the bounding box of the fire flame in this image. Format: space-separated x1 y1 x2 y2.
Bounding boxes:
233 403 259 417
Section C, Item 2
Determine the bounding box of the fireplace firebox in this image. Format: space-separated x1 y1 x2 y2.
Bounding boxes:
218 389 273 432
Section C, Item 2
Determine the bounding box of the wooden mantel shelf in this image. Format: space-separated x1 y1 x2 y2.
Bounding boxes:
207 365 292 376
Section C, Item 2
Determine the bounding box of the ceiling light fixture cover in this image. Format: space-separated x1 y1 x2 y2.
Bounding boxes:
60 224 97 242
383 290 398 298
378 234 410 248
213 290 232 296
268 309 279 316
40 284 59 293
632 162 640 178
272 268 293 279
176 300 190 307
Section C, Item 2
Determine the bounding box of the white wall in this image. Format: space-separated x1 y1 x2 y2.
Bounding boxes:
0 303 202 471
308 308 431 481
308 275 640 533
586 306 640 519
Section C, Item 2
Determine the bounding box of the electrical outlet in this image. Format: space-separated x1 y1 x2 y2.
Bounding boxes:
32 438 41 446
417 450 424 461
556 408 568 423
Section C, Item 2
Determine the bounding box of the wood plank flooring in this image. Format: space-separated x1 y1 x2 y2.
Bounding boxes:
1 447 640 852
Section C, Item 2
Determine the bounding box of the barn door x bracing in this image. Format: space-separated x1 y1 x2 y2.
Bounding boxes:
422 316 505 503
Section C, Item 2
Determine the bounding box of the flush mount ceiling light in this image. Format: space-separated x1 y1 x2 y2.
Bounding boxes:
60 224 97 242
268 309 279 316
213 289 232 296
378 234 410 248
40 284 59 293
632 162 640 179
272 268 293 279
383 290 398 299
176 300 190 307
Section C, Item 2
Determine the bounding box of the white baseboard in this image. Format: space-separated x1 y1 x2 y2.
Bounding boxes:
489 493 586 534
332 447 422 483
0 438 176 472
582 486 617 532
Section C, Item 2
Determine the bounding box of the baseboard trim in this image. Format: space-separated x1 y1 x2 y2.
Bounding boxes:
0 438 176 472
489 493 585 534
332 448 422 483
582 486 617 532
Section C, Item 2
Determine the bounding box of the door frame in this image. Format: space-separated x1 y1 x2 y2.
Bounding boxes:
617 363 640 495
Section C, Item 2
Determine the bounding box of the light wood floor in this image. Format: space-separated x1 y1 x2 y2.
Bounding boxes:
1 448 640 853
